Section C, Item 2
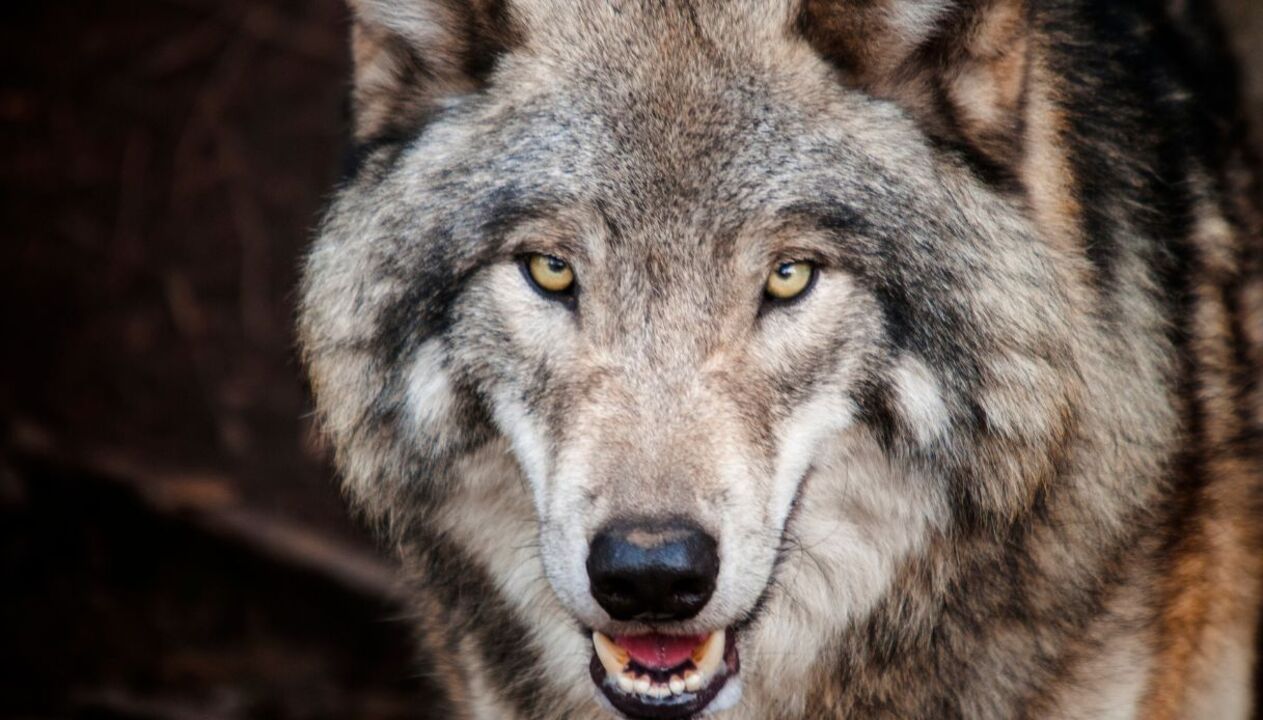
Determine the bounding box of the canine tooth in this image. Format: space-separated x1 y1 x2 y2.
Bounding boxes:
617 673 635 693
684 670 703 692
634 677 651 695
669 676 685 695
690 630 717 664
593 632 630 676
693 629 726 680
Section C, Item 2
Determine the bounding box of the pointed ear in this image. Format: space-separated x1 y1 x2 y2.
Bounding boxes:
347 0 521 143
800 0 1030 176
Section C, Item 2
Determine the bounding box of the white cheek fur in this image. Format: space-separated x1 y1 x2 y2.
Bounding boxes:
891 353 951 446
489 387 554 507
436 446 596 710
405 339 458 445
747 436 947 714
481 261 577 507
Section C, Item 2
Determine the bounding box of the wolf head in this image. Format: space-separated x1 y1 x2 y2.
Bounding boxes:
301 1 1111 717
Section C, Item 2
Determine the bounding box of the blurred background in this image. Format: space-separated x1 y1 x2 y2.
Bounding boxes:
1 1 423 717
0 1 1260 718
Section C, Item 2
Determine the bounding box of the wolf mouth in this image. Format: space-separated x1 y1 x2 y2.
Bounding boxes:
589 629 741 719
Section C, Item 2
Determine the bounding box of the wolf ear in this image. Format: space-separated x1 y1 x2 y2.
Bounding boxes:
800 0 1029 176
346 0 521 143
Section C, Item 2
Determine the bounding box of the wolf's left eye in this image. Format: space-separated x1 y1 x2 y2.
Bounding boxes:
525 254 576 295
765 261 816 302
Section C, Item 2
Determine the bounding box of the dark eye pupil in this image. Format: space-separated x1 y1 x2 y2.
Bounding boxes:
777 263 795 279
547 257 567 273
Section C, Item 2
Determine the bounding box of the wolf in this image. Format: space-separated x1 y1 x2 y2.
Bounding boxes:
298 0 1263 717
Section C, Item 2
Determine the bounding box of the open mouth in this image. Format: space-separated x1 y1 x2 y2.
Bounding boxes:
589 629 741 719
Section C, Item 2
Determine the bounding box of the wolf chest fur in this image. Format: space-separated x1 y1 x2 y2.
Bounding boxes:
299 1 1263 718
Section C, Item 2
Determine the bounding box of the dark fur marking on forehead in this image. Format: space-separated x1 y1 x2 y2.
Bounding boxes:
478 186 569 243
778 201 871 235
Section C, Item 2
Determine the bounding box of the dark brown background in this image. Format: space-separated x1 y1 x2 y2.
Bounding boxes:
0 1 1259 718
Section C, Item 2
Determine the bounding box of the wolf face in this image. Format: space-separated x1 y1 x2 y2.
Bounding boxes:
301 1 1261 718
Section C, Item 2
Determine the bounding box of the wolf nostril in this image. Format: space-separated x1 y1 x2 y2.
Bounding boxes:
672 578 709 598
596 578 637 603
586 518 719 622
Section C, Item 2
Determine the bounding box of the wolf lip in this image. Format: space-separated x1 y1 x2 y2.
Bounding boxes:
590 629 740 719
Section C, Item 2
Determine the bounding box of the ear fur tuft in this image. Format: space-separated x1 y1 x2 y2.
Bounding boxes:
800 0 1030 175
347 0 521 143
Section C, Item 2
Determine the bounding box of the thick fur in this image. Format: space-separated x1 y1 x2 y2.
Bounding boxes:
300 1 1263 718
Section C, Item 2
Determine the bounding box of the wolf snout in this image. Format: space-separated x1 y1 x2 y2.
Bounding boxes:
586 519 719 622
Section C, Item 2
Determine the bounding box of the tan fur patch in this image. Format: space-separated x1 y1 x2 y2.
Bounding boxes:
1020 51 1086 269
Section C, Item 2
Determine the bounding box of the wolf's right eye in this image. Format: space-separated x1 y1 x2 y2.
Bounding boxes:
765 261 816 302
524 254 576 295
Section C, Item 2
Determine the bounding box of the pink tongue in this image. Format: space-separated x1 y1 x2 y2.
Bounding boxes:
614 633 709 670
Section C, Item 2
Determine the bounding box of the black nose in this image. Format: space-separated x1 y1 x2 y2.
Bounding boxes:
586 519 719 622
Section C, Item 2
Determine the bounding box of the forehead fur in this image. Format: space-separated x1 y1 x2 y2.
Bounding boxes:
308 0 1077 532
360 3 915 174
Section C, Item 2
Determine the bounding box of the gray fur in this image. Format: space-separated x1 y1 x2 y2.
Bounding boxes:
300 1 1263 718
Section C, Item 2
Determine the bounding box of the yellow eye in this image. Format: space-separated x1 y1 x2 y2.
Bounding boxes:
527 254 575 294
765 261 815 301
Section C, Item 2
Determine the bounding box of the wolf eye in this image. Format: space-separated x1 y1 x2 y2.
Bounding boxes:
525 254 575 295
765 261 816 301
